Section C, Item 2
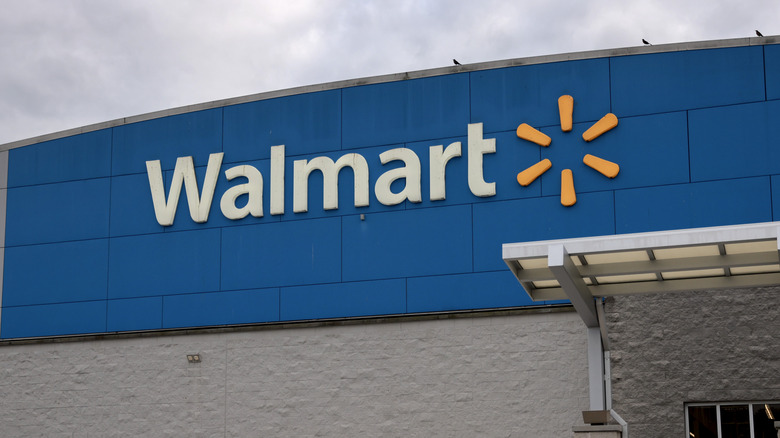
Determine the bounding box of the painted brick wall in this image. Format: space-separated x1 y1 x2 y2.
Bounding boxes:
605 287 780 438
0 310 587 437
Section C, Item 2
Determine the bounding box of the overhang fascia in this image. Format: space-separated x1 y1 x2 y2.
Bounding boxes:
503 221 780 302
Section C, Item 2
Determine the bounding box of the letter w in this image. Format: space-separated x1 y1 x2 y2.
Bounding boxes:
146 153 224 226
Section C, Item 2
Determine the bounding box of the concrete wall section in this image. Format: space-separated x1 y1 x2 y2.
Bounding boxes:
605 287 780 438
0 310 588 437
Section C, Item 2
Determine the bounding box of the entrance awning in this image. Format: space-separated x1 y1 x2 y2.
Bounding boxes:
503 221 780 328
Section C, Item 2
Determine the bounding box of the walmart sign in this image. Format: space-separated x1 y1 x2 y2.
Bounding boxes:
146 123 497 225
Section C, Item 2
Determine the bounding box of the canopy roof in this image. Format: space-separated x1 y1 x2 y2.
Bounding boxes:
503 222 780 327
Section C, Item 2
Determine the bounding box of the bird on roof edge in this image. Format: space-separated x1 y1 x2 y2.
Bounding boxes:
453 59 461 65
642 39 651 45
756 30 764 37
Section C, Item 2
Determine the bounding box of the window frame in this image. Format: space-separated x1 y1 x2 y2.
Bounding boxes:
685 401 780 438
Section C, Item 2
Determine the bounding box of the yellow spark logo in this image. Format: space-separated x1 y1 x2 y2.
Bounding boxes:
515 95 620 206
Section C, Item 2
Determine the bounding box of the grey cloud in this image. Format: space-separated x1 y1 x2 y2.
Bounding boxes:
0 0 778 145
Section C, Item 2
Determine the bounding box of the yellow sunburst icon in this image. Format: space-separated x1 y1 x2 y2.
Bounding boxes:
515 95 620 206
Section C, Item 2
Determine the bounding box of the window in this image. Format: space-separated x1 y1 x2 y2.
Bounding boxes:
687 402 780 438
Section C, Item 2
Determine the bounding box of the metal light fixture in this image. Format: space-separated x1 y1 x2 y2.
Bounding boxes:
186 354 201 363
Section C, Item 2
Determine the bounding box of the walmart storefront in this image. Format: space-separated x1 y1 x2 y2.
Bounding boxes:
0 36 778 437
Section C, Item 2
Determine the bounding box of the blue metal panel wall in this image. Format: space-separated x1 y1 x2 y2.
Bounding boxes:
280 280 405 320
223 90 341 161
112 108 223 175
221 219 341 289
8 130 111 187
766 45 780 100
2 43 779 338
4 240 109 306
108 229 222 298
689 101 780 181
6 179 110 245
342 74 470 148
615 178 772 233
470 58 611 131
610 47 765 116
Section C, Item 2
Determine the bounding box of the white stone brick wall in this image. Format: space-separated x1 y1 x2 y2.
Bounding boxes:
0 309 589 437
606 287 780 438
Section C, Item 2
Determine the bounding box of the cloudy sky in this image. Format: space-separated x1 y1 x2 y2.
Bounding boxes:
1 0 776 145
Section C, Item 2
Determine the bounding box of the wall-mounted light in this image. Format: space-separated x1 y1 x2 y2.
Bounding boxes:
186 354 201 363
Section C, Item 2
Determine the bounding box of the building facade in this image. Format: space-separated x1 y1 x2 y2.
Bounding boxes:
0 36 778 437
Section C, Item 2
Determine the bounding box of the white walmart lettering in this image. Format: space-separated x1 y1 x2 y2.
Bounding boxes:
145 123 496 226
